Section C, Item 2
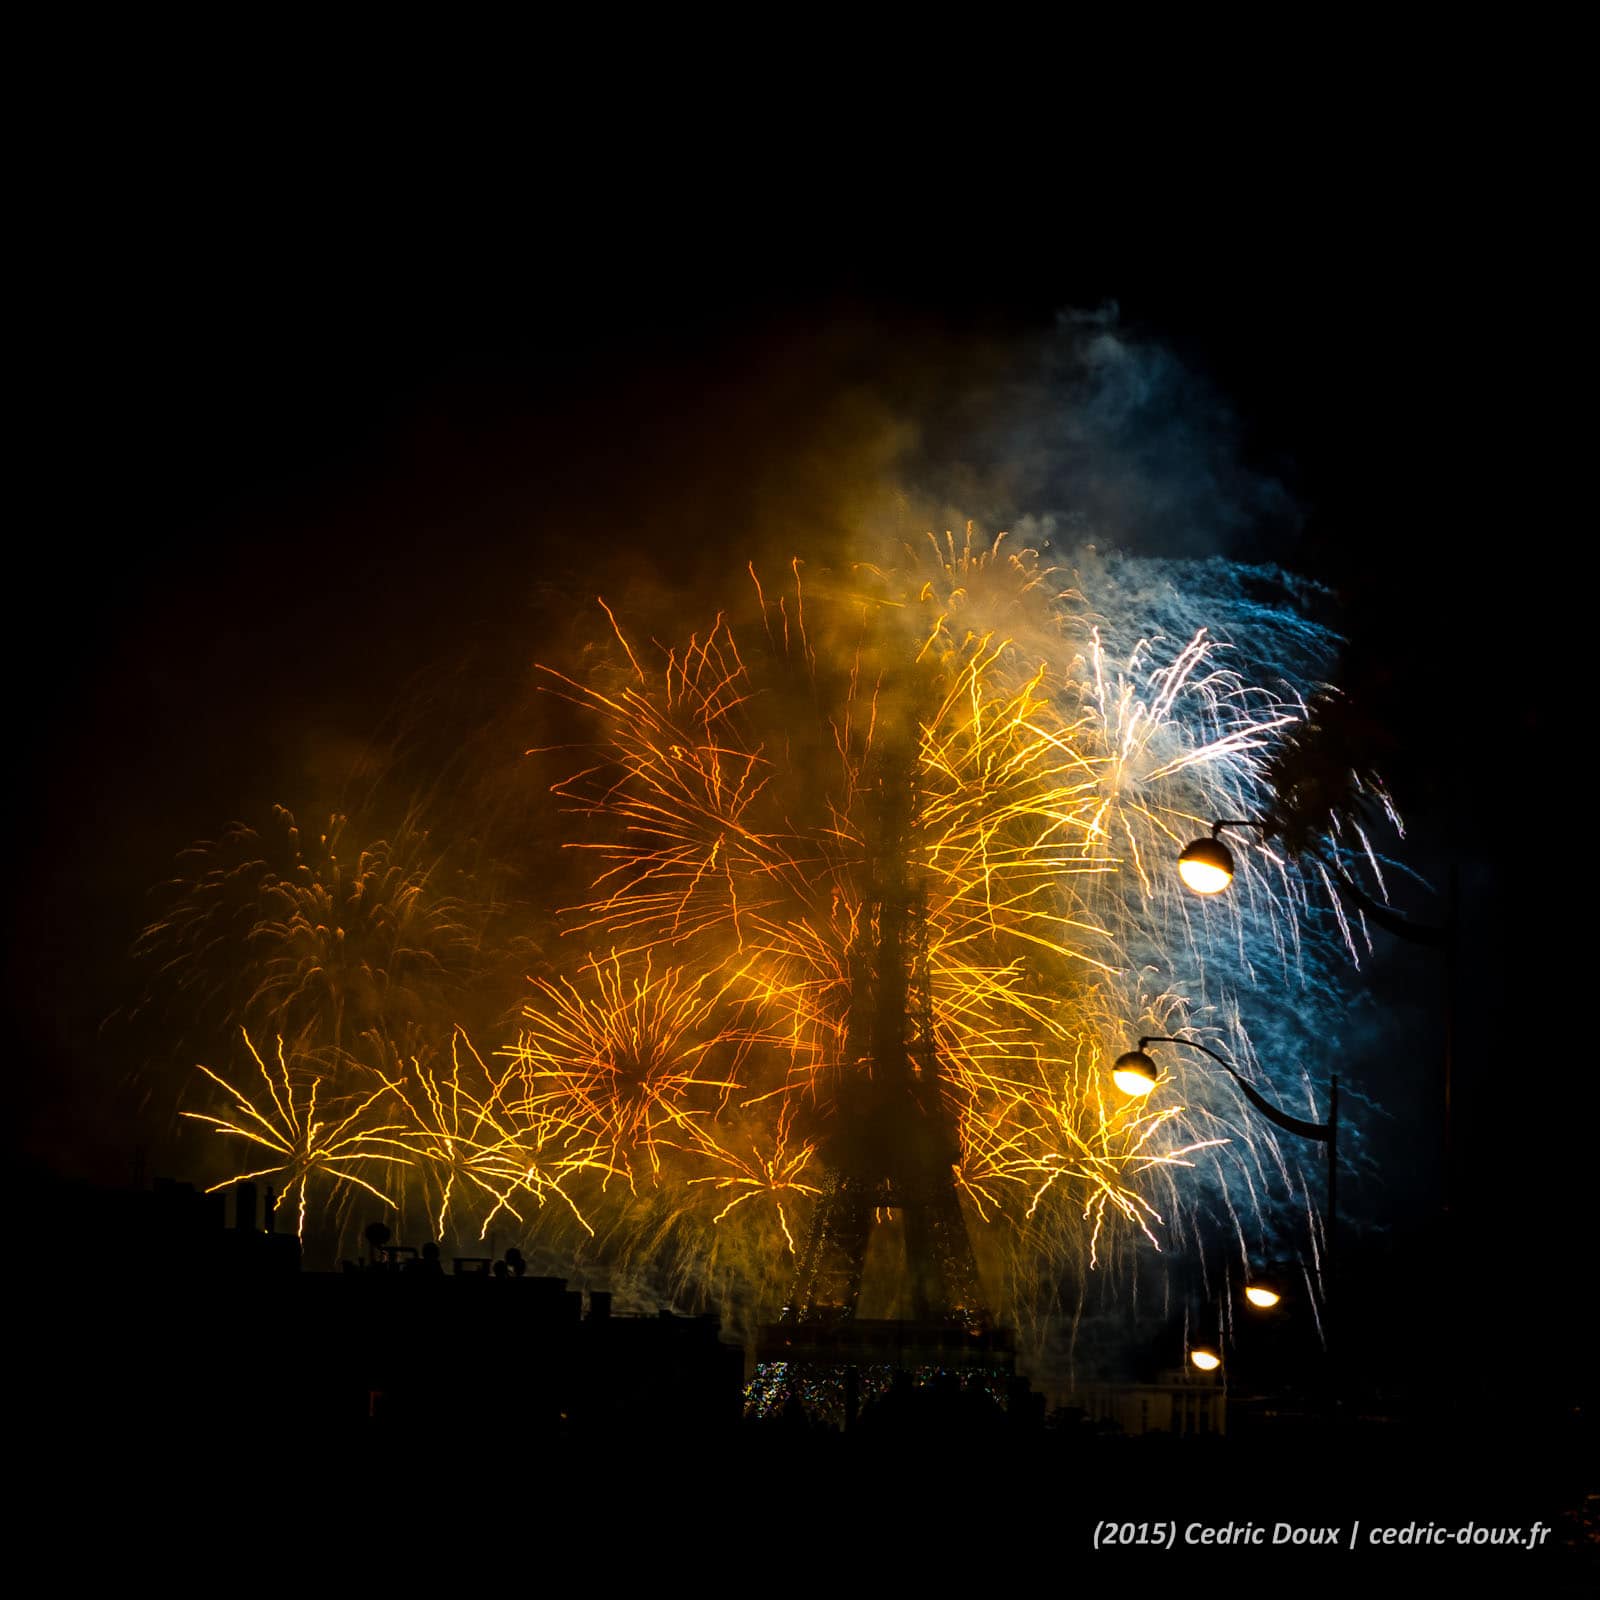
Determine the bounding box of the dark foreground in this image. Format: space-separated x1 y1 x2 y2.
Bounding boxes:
18 1177 1595 1582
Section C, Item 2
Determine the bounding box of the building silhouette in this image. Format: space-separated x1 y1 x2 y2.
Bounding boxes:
28 1175 744 1443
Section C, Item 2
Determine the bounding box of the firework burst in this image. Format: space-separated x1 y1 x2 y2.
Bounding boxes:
152 528 1395 1355
181 1030 413 1238
507 530 1381 1338
136 807 485 1066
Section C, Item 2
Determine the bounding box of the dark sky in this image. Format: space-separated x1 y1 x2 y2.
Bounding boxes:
10 152 1579 1371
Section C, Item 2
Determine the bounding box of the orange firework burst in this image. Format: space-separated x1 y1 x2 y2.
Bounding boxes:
504 953 752 1186
137 807 483 1066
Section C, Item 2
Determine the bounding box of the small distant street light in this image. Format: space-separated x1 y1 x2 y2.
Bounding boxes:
1190 1348 1222 1372
1244 1285 1282 1309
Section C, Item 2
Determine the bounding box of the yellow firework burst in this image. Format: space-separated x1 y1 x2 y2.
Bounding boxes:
182 1029 414 1238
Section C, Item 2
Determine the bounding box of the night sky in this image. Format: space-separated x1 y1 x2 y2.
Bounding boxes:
10 153 1581 1397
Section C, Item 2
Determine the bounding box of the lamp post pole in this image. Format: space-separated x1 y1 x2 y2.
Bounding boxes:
1116 1035 1339 1394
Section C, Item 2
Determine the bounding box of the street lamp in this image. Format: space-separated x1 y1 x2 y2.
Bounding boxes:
1244 1284 1282 1309
1176 816 1450 954
1176 822 1253 895
1111 1048 1160 1098
1175 814 1460 1218
1112 1034 1339 1380
1190 1347 1222 1372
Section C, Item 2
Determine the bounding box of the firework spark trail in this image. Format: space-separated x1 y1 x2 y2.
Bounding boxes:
181 1029 414 1239
160 529 1395 1348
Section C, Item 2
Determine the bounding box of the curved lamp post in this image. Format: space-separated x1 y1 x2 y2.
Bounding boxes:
1176 816 1460 1217
1177 817 1450 948
1113 1034 1339 1381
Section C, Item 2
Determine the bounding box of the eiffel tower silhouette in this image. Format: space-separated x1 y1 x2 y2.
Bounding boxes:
778 737 987 1329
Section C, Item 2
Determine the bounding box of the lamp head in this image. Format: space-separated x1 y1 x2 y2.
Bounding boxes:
1190 1347 1222 1372
1244 1285 1282 1309
1111 1048 1159 1098
1178 834 1235 895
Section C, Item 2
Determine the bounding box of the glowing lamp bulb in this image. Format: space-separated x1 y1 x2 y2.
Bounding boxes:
1244 1286 1281 1309
1111 1050 1159 1098
1190 1348 1222 1372
1177 836 1235 895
